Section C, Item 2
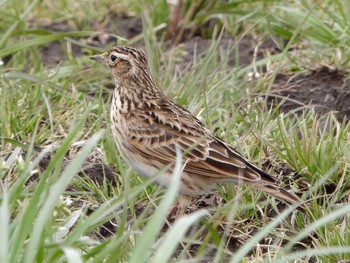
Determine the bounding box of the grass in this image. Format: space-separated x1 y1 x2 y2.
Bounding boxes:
1 0 350 262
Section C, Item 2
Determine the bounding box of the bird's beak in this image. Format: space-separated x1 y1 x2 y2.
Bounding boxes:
90 54 105 62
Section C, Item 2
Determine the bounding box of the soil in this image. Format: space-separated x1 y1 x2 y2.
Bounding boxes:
270 67 350 120
174 36 350 121
177 35 278 68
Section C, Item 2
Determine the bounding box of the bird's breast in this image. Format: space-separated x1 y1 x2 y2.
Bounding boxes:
110 89 128 149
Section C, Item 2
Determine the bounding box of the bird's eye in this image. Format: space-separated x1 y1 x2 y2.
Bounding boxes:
110 54 118 62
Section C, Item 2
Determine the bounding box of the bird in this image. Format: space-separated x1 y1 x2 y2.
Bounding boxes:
90 46 305 212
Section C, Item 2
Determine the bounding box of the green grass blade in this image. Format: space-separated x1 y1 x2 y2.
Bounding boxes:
23 130 104 263
229 206 295 263
283 204 350 253
0 189 9 263
62 247 84 263
0 31 93 57
129 147 183 263
279 246 350 262
152 210 208 263
9 108 91 262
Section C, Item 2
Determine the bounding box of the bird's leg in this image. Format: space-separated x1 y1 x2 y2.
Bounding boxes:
169 195 192 218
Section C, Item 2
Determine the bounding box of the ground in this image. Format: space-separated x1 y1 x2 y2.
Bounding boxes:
3 6 350 262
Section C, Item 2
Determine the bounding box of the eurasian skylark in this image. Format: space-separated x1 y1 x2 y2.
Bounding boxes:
91 46 304 210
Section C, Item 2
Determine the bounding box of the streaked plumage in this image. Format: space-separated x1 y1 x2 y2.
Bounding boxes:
91 46 304 208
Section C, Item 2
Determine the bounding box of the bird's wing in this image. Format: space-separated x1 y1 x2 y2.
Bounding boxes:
125 101 274 184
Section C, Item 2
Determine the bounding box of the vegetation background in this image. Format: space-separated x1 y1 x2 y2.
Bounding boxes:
1 0 350 262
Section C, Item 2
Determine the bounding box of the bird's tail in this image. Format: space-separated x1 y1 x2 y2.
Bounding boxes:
254 182 306 210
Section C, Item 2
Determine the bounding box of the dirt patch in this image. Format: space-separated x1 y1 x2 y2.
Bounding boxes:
269 67 350 120
38 21 82 68
176 38 350 120
171 36 350 120
108 13 143 40
41 40 82 68
177 34 277 68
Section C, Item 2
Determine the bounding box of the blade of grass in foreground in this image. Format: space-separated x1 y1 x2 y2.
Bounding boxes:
129 147 183 263
283 204 350 253
229 205 295 263
152 210 208 263
0 190 9 263
279 246 350 262
8 106 91 259
62 247 84 263
21 130 104 263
